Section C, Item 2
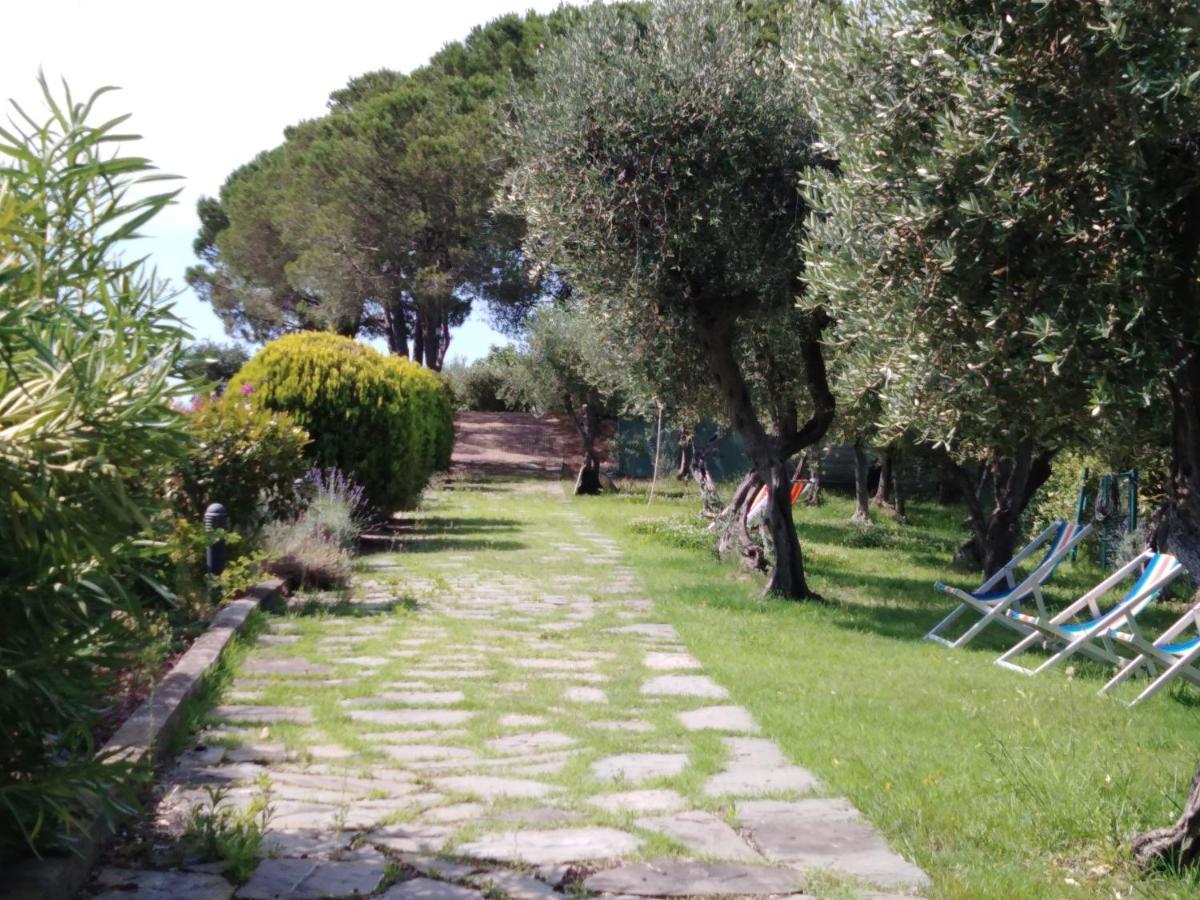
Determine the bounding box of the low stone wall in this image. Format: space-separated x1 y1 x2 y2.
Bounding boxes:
2 578 286 900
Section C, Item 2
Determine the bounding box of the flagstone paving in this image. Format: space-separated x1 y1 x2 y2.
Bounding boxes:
86 466 927 897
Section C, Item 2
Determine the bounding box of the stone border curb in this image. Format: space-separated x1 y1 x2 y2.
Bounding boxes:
2 578 287 900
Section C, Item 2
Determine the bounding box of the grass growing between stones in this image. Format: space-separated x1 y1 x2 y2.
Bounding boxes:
196 478 835 877
577 484 1200 899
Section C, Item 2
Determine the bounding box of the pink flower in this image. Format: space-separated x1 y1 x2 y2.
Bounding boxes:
240 383 256 395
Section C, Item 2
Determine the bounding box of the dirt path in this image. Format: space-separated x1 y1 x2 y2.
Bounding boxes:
450 412 580 478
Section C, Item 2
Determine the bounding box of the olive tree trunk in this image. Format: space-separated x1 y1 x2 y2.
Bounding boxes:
873 442 906 521
564 392 605 496
689 432 723 519
1116 157 1200 882
851 439 872 524
1133 765 1200 870
873 443 893 506
892 462 907 521
718 470 767 571
698 310 834 599
1155 311 1200 578
953 446 1056 576
1151 151 1200 580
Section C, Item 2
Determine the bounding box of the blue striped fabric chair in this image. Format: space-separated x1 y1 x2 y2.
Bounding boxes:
1100 594 1200 706
995 550 1184 676
925 520 1091 649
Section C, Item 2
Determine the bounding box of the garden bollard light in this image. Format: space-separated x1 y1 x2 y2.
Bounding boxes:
204 502 228 576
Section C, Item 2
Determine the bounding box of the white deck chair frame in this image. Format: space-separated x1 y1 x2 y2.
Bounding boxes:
1100 603 1200 706
995 550 1184 677
925 521 1090 649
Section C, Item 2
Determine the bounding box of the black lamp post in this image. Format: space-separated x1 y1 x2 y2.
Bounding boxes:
204 502 228 576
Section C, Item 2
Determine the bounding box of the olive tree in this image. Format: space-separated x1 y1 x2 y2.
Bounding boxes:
508 0 835 597
502 303 622 494
799 1 1133 574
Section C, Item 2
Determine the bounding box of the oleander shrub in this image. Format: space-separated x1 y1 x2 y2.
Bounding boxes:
0 80 193 859
229 333 453 511
170 392 311 532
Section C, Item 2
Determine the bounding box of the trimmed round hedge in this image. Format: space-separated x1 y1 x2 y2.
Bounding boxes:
229 333 454 512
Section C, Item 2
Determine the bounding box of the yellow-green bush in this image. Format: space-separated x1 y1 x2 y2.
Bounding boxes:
229 333 453 511
387 357 455 487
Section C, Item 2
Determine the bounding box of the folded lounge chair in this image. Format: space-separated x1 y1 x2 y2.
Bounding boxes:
995 550 1184 677
744 480 810 529
1100 599 1200 707
924 520 1091 649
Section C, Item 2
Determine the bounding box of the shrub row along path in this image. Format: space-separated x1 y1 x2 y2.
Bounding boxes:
88 413 928 900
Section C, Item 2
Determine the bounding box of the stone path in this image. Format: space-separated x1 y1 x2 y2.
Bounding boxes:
87 453 927 898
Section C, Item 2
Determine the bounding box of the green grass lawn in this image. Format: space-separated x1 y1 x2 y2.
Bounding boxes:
576 481 1200 899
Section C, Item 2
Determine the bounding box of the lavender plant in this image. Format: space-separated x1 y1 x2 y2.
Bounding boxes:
303 467 371 550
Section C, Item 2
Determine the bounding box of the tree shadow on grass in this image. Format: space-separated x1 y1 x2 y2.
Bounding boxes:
397 537 528 554
799 520 959 556
284 596 420 617
811 567 1016 648
361 516 526 555
420 516 523 531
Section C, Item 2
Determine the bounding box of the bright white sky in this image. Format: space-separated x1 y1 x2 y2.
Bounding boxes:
5 0 567 360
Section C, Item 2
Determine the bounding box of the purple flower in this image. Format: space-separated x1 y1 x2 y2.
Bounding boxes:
306 466 368 514
240 383 256 395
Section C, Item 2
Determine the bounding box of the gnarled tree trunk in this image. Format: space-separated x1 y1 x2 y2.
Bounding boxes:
1156 348 1200 576
851 439 872 524
697 310 834 599
565 393 605 496
676 427 693 480
953 446 1056 576
873 443 893 506
1133 765 1200 870
763 453 807 593
873 442 906 522
575 453 602 495
892 461 907 522
1151 156 1200 579
689 431 723 519
717 470 767 571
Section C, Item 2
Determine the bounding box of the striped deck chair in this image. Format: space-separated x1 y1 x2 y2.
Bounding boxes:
995 550 1184 677
1100 597 1200 707
924 520 1091 649
744 480 810 529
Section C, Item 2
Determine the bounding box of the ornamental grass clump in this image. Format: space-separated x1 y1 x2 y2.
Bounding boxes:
261 518 353 591
262 468 369 590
